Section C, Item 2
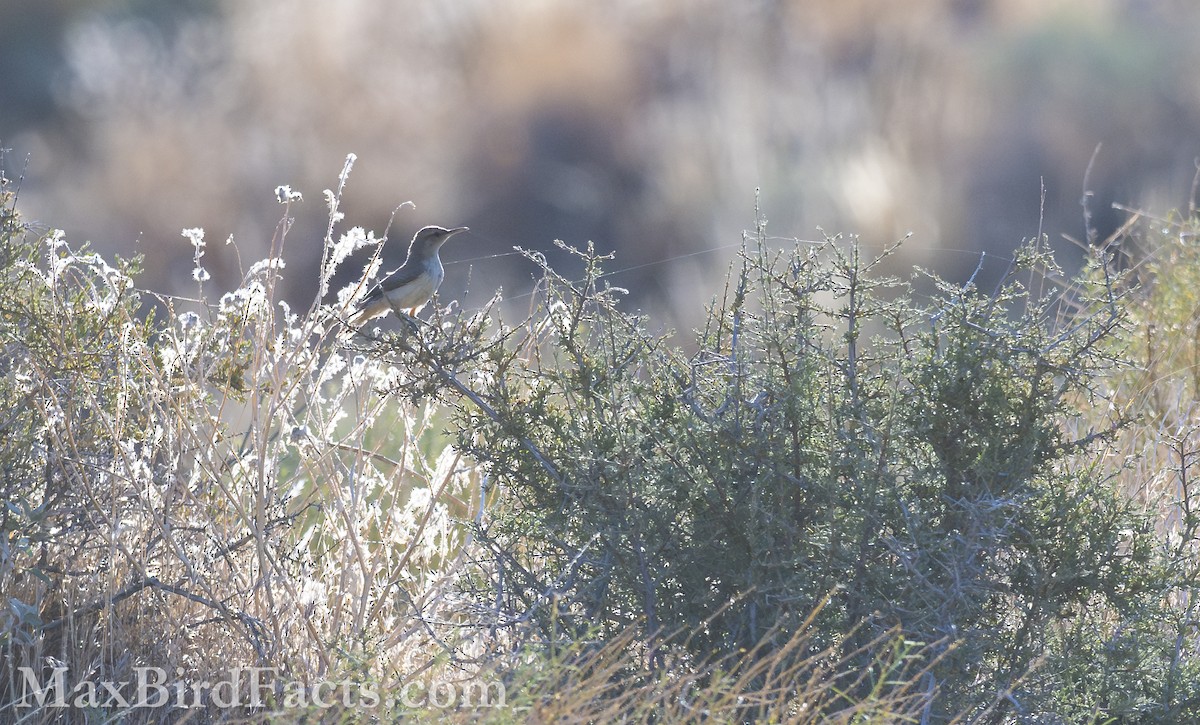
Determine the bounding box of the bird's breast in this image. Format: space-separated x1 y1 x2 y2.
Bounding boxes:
387 262 443 309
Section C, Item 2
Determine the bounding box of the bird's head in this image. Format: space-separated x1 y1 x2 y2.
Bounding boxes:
410 225 468 257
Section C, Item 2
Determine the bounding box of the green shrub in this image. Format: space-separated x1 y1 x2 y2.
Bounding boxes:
1029 211 1200 722
367 217 1189 720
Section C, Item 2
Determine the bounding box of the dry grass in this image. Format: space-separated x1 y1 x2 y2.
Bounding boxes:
1 160 490 722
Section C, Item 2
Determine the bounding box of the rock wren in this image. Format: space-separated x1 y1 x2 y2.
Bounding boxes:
348 225 468 326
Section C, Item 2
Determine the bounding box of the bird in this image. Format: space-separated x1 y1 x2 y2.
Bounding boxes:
347 225 468 326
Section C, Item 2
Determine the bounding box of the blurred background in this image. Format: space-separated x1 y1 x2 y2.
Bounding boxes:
2 0 1199 326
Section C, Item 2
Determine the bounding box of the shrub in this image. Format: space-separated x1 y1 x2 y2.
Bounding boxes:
367 215 1187 720
1027 210 1200 722
0 159 482 722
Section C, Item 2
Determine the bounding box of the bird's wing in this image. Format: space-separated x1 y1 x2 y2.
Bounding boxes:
355 262 423 308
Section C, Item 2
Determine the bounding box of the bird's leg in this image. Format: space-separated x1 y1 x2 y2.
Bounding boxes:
401 312 420 334
384 299 422 334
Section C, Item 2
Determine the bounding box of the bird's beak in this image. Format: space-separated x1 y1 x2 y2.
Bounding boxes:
447 226 469 236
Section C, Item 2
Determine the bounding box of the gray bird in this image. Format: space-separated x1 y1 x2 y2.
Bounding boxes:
348 225 468 326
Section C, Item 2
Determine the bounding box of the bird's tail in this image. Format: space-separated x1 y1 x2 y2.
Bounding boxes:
345 295 387 327
346 306 369 327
